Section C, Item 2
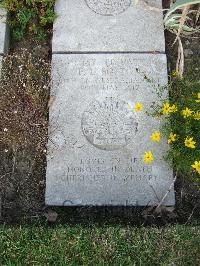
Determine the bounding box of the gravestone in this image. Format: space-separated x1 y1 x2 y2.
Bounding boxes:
0 8 9 78
0 8 9 54
45 0 175 206
52 0 165 52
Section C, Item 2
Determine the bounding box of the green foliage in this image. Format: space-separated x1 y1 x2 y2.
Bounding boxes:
158 61 200 182
164 0 200 33
0 0 56 41
0 225 200 265
164 13 196 33
165 0 200 21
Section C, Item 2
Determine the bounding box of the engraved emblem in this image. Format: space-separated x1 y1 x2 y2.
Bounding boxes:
82 97 138 151
85 0 131 16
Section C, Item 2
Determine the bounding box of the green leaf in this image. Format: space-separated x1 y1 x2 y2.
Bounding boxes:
164 0 200 21
164 13 194 32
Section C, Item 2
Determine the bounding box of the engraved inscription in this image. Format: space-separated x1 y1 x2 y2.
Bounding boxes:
62 157 153 182
82 97 138 150
85 0 131 16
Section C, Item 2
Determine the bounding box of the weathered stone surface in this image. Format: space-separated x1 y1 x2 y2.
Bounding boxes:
45 53 175 206
0 8 9 54
52 0 165 52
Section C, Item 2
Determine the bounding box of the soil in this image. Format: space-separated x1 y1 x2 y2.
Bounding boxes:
0 6 199 225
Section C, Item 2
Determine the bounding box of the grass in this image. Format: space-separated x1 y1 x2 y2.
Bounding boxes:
0 225 200 265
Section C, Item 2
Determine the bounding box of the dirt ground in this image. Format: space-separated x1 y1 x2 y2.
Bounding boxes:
0 10 200 224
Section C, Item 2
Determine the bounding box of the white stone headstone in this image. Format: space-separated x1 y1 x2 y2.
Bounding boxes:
0 8 9 54
46 0 175 206
52 0 165 52
45 53 175 206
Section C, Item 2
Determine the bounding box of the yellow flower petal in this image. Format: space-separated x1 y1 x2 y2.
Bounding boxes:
192 161 200 174
171 70 180 78
169 104 178 113
143 151 154 164
184 137 196 149
167 133 177 144
150 131 161 142
194 112 200 120
134 102 143 112
182 107 193 118
162 102 171 115
195 93 200 103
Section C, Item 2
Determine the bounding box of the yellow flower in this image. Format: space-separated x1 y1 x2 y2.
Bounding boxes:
134 102 143 112
192 161 200 174
150 131 161 142
171 70 180 78
143 151 154 164
169 104 178 113
184 137 196 149
194 112 200 120
162 102 178 115
182 107 193 118
162 102 171 115
195 93 200 103
167 133 177 144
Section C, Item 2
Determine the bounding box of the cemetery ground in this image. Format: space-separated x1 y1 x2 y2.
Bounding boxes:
0 0 200 264
1 30 200 224
0 42 199 266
